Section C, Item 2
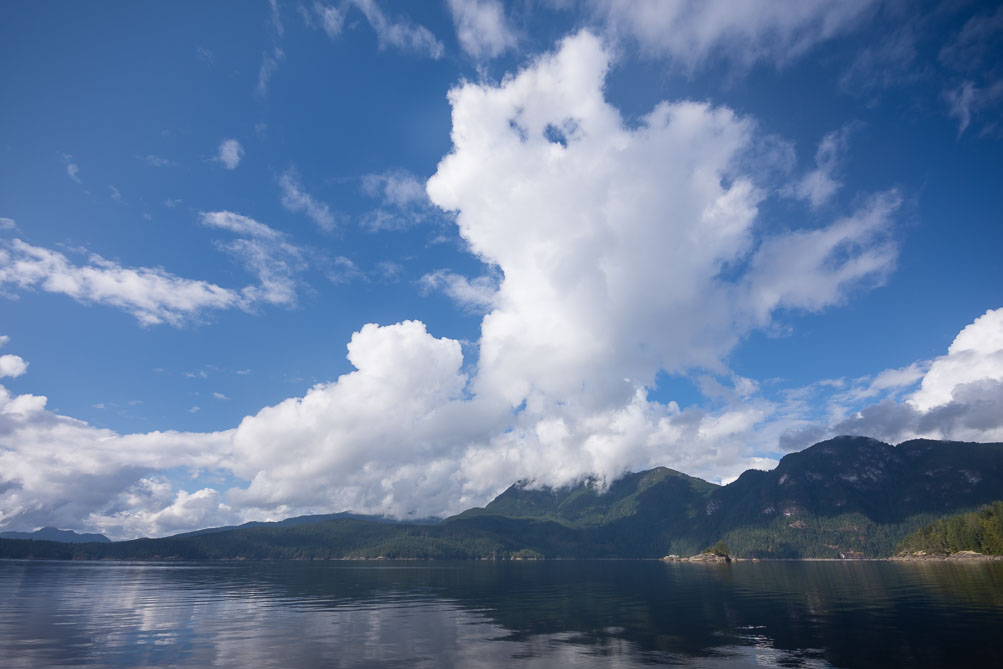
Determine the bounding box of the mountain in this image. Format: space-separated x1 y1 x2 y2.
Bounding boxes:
0 527 110 543
170 511 440 539
700 436 1003 557
1 436 1001 560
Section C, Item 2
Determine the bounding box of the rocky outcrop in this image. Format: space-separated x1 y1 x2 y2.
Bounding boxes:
661 553 731 563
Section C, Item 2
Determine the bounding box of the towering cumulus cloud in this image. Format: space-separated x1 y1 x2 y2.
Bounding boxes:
428 31 895 412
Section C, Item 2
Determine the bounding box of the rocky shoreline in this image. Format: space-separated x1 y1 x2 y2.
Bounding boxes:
891 550 1003 562
660 550 1003 563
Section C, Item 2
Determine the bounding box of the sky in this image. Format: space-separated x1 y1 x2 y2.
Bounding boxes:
1 0 1001 539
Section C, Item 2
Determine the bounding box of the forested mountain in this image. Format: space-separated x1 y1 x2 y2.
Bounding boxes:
0 527 110 543
898 502 1003 555
1 436 1001 560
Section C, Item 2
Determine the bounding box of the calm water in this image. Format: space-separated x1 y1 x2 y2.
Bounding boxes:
1 559 1001 668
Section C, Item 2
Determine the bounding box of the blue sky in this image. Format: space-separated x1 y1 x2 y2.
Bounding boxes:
1 0 1001 538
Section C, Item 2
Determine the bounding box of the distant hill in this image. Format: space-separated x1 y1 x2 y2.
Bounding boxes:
898 501 1003 556
170 511 440 539
1 436 1001 560
0 527 110 543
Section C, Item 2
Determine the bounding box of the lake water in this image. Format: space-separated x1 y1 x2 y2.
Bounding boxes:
1 559 1000 668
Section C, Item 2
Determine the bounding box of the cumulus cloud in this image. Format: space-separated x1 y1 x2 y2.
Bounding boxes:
447 0 516 59
910 308 1003 412
586 0 875 71
0 355 28 378
217 139 244 170
428 31 897 410
279 168 335 231
0 379 233 538
781 308 1003 448
88 478 239 540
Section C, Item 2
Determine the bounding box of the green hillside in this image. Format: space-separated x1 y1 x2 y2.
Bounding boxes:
898 501 1003 555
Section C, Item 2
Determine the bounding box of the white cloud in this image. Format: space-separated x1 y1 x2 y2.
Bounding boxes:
140 154 174 168
326 255 364 285
779 308 1003 449
268 0 284 37
938 6 1003 136
278 168 335 231
447 0 516 59
320 0 443 58
787 126 852 208
0 382 232 538
945 80 1003 136
0 355 28 378
428 31 897 409
361 170 427 208
257 47 285 97
360 169 436 230
200 210 305 307
0 218 16 232
62 154 82 183
108 185 122 201
213 392 229 400
87 478 238 540
419 269 497 312
0 238 244 327
910 308 1003 412
217 139 244 170
201 210 280 240
0 335 9 348
314 1 344 37
586 0 875 71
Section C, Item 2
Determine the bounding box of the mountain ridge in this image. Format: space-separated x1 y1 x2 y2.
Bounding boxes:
1 436 1001 560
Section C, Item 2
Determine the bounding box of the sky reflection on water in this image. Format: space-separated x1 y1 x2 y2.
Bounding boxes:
1 560 1000 667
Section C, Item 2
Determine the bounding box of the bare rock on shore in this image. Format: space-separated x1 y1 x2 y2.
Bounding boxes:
894 550 1003 561
661 553 731 563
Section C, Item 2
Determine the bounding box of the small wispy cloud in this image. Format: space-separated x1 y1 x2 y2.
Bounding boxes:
62 154 82 183
360 169 436 230
314 0 444 59
256 47 285 97
447 0 516 60
196 46 215 65
140 154 174 168
278 168 335 231
217 139 244 170
419 269 497 312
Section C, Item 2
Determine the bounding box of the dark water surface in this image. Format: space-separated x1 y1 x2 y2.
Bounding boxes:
1 559 1000 667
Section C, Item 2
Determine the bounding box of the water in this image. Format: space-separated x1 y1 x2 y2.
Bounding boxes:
1 559 1000 668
